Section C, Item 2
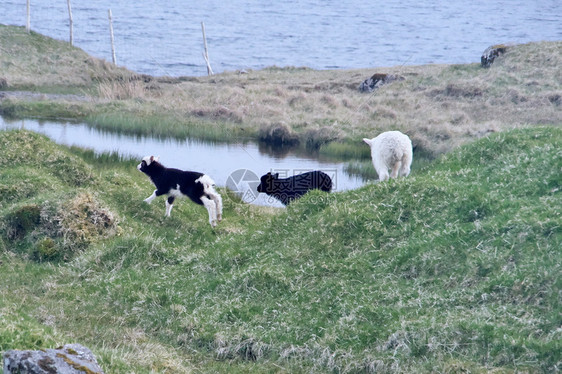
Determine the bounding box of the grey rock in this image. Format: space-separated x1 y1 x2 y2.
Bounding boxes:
3 343 104 374
481 44 510 68
359 73 404 93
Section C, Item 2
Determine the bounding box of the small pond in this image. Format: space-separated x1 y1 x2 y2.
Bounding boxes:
1 116 370 207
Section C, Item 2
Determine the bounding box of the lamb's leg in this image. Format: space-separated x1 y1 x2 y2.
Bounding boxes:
201 196 217 227
373 158 389 182
144 190 157 204
399 154 411 177
211 192 223 222
165 196 175 217
390 162 401 179
399 163 411 177
377 168 389 182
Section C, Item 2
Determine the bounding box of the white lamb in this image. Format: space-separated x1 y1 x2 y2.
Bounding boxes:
363 130 413 182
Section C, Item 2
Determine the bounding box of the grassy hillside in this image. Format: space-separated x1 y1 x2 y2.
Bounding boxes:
1 24 561 158
0 126 560 373
0 25 135 91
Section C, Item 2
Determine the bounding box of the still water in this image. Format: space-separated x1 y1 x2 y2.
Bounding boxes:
1 0 560 76
0 116 367 207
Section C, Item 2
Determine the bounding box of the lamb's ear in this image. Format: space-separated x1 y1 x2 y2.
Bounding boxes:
363 138 373 146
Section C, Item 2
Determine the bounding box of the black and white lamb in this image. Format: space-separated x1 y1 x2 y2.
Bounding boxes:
256 170 333 205
137 156 222 227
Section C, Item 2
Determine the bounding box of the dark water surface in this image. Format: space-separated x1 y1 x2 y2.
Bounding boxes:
1 0 560 76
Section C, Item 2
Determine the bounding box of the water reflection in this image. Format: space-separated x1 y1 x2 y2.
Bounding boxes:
1 117 367 206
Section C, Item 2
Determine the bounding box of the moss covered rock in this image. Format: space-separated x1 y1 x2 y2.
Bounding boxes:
481 43 510 68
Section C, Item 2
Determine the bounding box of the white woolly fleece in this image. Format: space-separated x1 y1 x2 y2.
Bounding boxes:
363 130 413 182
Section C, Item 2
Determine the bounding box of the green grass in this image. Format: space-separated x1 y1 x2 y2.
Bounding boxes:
319 141 371 160
85 111 244 142
0 98 95 120
0 126 560 373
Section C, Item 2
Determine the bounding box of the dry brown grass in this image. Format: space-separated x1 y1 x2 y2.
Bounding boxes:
97 78 149 100
140 41 560 155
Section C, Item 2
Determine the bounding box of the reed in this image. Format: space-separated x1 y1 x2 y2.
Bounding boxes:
319 141 371 160
85 112 239 142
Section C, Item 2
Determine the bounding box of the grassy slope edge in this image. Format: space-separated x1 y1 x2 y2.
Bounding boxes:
0 126 560 373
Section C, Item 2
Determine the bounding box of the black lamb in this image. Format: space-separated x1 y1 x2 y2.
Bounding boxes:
256 171 332 205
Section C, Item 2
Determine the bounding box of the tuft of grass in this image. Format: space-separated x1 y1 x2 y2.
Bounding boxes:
85 111 241 142
0 130 94 186
97 78 149 100
0 97 95 120
319 140 371 159
257 122 299 145
0 131 119 261
68 147 139 167
3 204 41 240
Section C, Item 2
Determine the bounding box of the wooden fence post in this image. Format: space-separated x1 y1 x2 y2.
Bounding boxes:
67 0 73 45
201 22 213 75
108 9 116 64
26 0 30 33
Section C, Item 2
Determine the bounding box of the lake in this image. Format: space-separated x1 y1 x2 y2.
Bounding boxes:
1 0 560 77
0 116 367 207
